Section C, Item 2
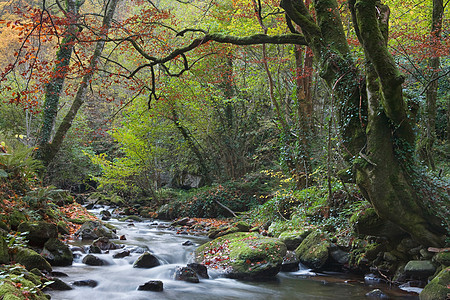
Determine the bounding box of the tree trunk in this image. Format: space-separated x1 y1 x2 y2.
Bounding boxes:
36 0 84 161
39 0 120 167
281 0 446 246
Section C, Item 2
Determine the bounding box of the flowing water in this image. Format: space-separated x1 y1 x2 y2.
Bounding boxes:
48 212 420 300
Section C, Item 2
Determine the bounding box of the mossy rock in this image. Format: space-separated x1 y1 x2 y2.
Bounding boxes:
119 215 142 222
57 221 70 235
8 211 27 230
13 247 52 272
433 252 450 267
41 238 73 266
295 231 330 270
419 267 450 300
0 278 48 300
0 220 9 231
75 221 117 240
0 236 9 264
404 260 436 278
195 232 287 280
278 230 310 250
17 221 58 247
213 221 252 238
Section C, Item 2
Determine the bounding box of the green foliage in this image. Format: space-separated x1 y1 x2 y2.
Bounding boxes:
0 142 42 182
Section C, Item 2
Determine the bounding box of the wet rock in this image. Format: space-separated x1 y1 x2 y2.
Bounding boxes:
57 221 71 235
17 221 58 247
133 252 160 268
120 235 127 240
14 247 52 272
41 238 73 266
51 271 69 277
187 263 209 279
82 254 106 266
174 266 200 283
182 240 194 246
329 247 349 265
281 251 300 272
171 217 190 226
195 232 287 280
113 250 131 259
365 288 389 298
92 237 120 251
295 231 330 270
100 210 111 221
137 280 163 291
73 279 98 288
89 245 102 254
75 220 118 240
419 267 450 300
131 246 150 253
404 260 436 278
48 277 72 290
70 246 85 253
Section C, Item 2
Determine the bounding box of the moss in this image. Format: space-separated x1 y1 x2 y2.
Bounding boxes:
8 211 27 230
295 231 330 269
419 267 450 300
196 232 287 279
433 252 450 267
14 247 52 272
0 273 47 300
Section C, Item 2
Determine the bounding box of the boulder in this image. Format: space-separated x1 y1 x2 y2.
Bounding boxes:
281 251 300 272
295 231 330 270
195 232 287 280
41 238 73 266
0 236 9 264
404 260 436 278
350 208 406 240
75 221 118 240
419 267 450 300
48 277 73 290
82 254 106 266
137 280 163 291
8 210 27 230
57 221 70 235
174 266 200 283
171 217 190 226
433 251 450 267
17 221 58 247
187 263 209 279
133 252 160 268
14 247 52 272
92 237 120 251
278 230 310 250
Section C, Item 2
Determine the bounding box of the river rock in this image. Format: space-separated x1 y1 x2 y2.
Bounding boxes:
195 232 287 280
133 252 160 268
419 267 449 300
404 260 436 278
73 279 98 288
14 247 52 272
278 230 309 250
92 237 120 251
48 277 73 290
137 280 163 291
100 210 111 221
82 254 106 266
113 250 131 259
187 263 209 278
171 217 190 226
295 231 330 270
174 266 200 283
75 221 118 240
41 238 73 266
182 240 194 246
17 221 58 247
282 251 300 272
365 288 389 298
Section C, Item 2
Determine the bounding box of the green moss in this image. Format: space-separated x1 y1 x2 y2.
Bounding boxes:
419 267 450 300
14 248 52 272
295 231 330 269
433 252 450 267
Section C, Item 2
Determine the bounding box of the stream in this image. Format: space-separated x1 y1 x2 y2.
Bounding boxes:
48 211 420 300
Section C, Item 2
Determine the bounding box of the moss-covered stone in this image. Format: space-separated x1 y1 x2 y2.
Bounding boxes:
75 220 117 240
278 230 310 250
8 211 27 230
41 238 73 266
350 208 405 240
0 220 9 231
57 221 70 235
295 231 330 270
404 260 436 278
0 265 48 300
14 247 52 272
419 267 450 300
433 252 450 267
195 232 287 279
17 221 58 247
0 236 9 264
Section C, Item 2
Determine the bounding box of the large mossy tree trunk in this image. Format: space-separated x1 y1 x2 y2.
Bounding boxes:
281 0 446 247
